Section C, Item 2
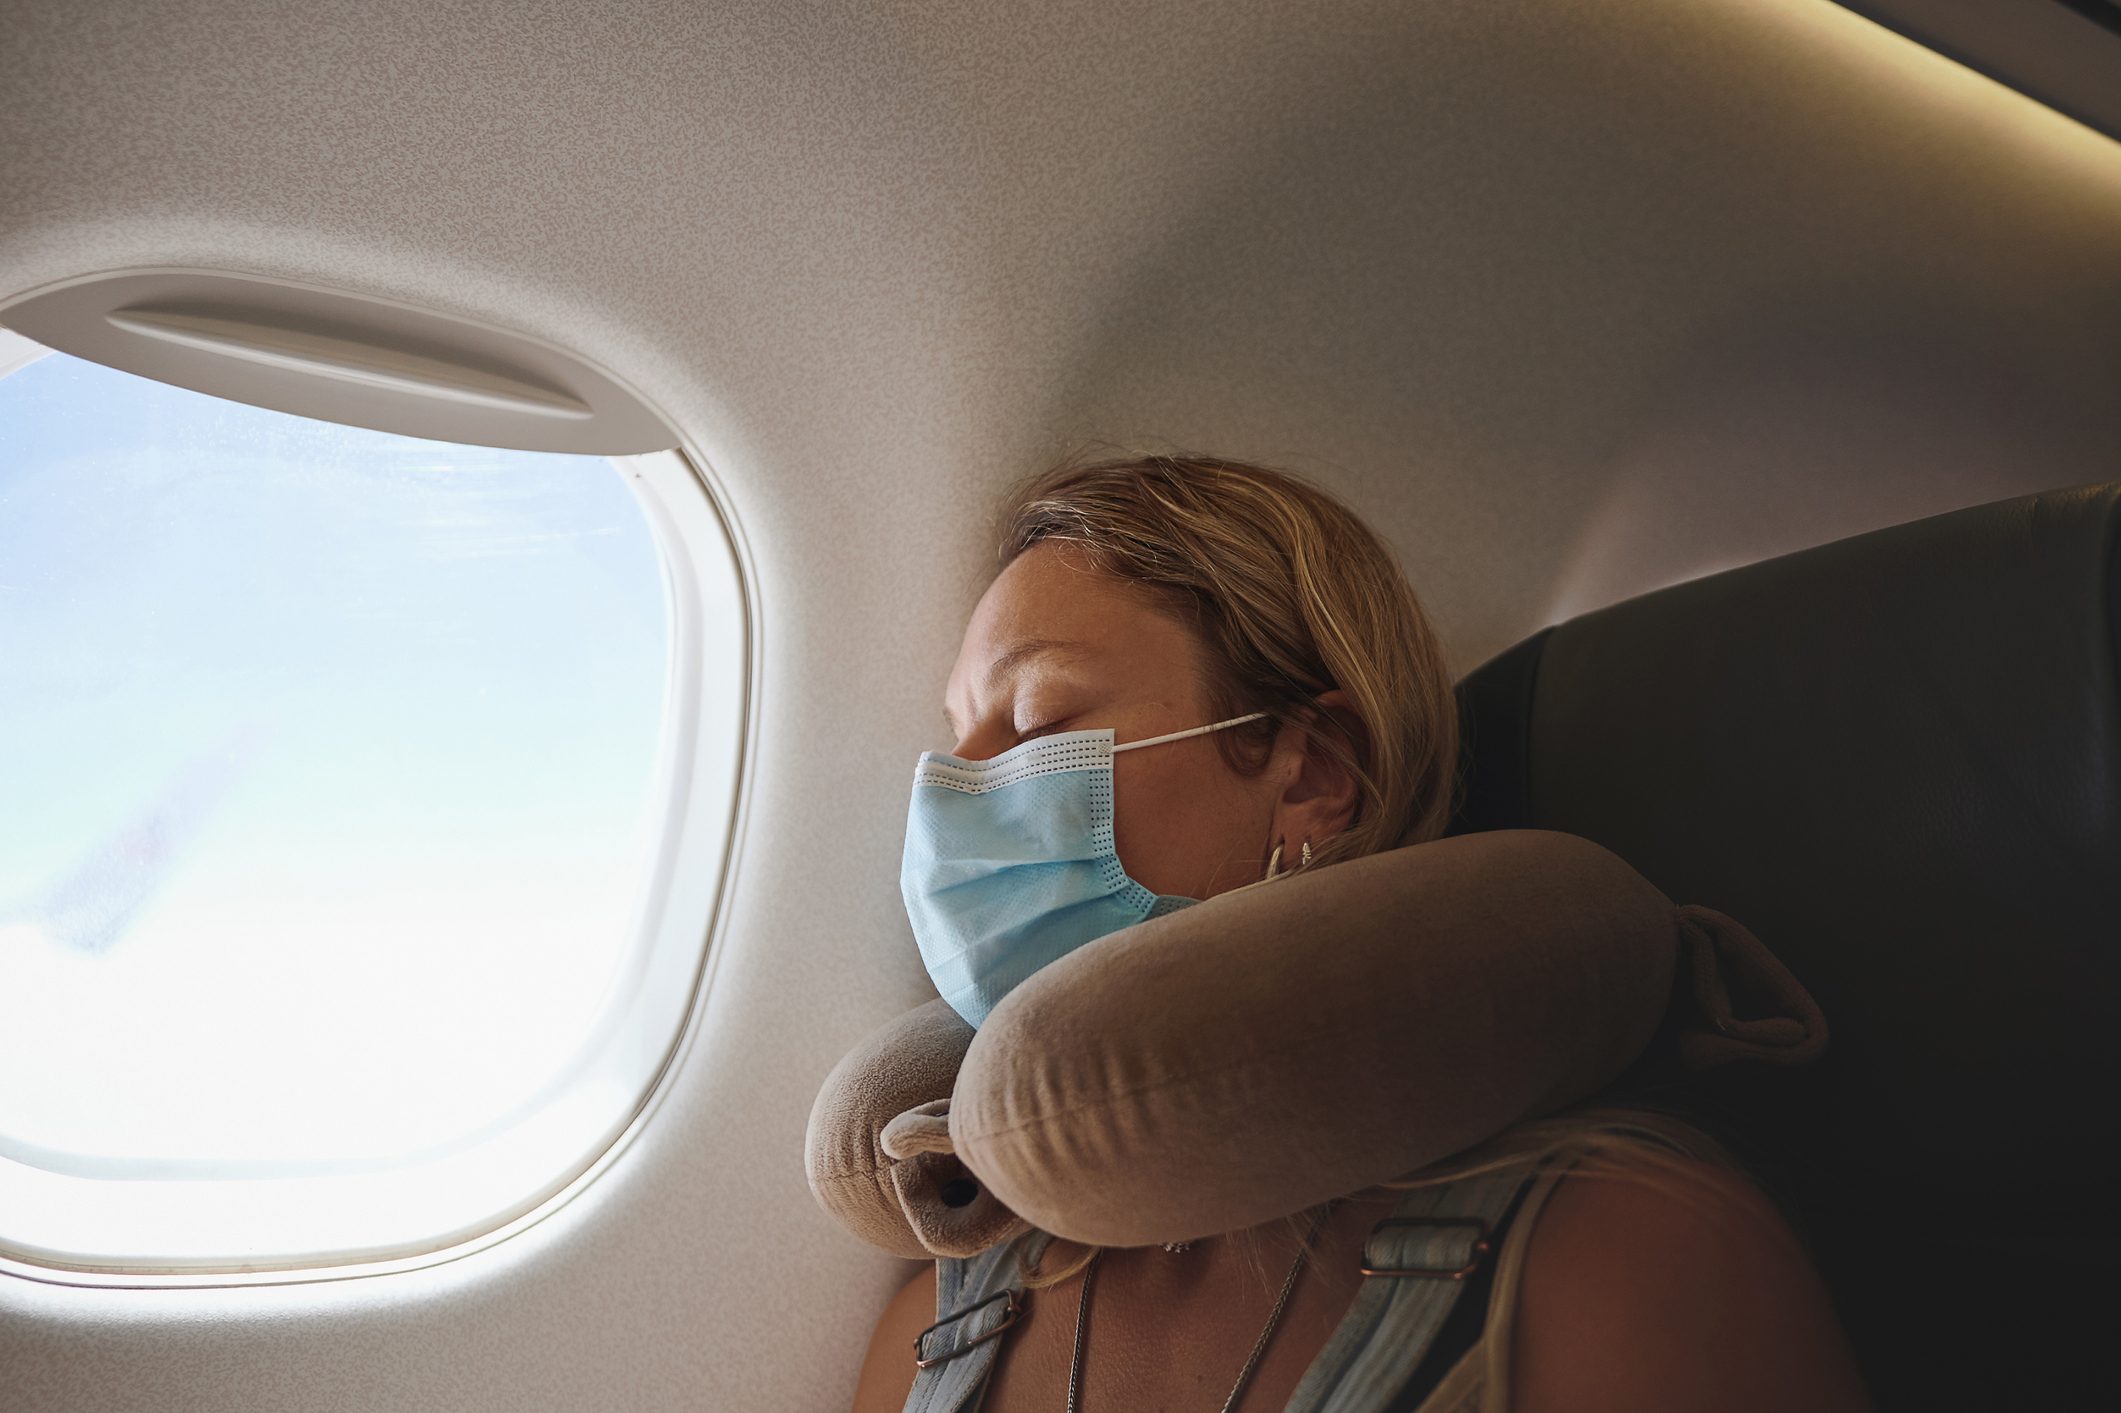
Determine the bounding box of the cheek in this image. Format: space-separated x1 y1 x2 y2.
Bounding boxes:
1110 750 1272 897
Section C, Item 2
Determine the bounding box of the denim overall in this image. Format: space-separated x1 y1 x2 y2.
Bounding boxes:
902 1171 1529 1413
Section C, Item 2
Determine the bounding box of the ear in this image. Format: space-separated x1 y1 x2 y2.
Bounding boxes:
1267 689 1366 856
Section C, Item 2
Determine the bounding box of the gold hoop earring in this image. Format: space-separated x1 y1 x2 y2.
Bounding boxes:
1264 841 1285 881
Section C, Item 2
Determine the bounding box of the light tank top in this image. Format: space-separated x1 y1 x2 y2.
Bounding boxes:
904 1166 1566 1413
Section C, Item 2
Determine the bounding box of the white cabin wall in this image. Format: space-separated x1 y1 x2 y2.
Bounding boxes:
1 2 2118 1409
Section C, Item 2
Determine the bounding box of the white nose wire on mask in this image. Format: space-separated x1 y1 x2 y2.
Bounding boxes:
1110 711 1270 754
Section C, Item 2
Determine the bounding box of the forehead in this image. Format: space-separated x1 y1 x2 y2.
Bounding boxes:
947 543 1205 699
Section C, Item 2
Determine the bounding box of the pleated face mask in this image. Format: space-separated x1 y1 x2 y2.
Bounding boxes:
900 712 1269 1027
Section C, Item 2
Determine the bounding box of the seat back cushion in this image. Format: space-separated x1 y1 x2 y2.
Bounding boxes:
1451 481 2121 1412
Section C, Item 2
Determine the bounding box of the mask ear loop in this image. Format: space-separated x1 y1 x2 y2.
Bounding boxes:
1112 710 1271 754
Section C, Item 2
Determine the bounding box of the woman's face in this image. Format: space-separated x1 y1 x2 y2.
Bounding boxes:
942 541 1358 900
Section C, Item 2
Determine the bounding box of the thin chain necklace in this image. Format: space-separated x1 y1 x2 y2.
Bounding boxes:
1064 1201 1339 1413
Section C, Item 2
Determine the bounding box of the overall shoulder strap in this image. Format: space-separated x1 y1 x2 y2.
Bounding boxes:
902 1230 1052 1413
1283 1173 1530 1413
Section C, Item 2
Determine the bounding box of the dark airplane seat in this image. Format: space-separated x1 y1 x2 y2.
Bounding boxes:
1448 481 2121 1412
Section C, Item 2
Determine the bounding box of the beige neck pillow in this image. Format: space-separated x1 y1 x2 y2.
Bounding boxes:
805 829 1824 1258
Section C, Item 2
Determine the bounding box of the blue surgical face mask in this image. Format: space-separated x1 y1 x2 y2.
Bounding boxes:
900 711 1272 1027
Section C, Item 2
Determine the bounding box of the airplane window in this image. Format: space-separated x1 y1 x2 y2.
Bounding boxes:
0 346 744 1278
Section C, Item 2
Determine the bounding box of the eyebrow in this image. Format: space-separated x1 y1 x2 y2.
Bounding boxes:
942 637 1084 734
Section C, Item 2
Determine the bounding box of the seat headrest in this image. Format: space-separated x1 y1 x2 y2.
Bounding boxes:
1452 479 2121 1411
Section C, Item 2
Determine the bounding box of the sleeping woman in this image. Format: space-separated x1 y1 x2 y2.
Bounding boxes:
849 454 1872 1412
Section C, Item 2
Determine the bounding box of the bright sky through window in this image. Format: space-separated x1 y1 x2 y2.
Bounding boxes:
0 352 670 1177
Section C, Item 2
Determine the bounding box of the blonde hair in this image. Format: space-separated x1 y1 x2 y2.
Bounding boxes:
995 451 1749 1289
999 451 1460 857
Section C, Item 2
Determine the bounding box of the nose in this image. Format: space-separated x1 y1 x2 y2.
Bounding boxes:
948 724 1016 762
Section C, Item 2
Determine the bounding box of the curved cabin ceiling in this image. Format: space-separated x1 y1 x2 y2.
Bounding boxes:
3 2 2120 1410
1839 0 2121 139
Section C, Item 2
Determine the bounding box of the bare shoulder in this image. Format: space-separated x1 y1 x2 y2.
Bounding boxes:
849 1263 936 1413
1511 1158 1874 1413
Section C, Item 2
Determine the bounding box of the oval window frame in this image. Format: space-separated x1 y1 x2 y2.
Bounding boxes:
0 275 754 1287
